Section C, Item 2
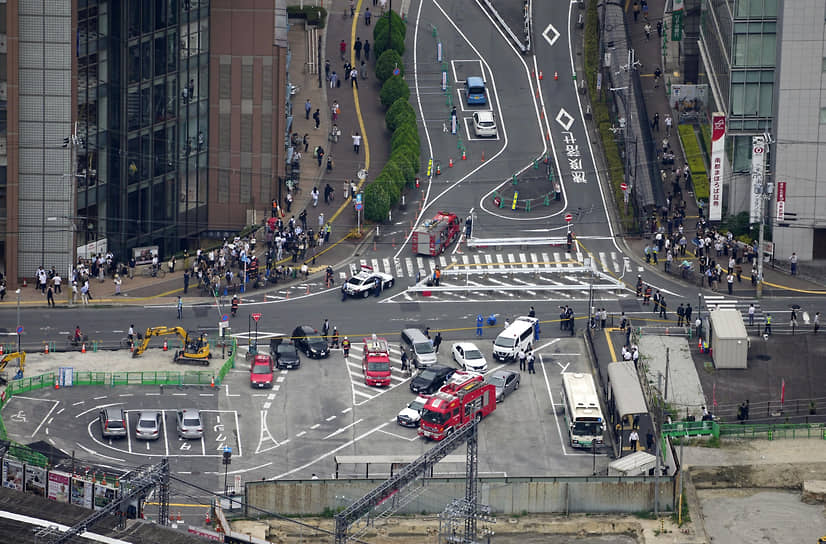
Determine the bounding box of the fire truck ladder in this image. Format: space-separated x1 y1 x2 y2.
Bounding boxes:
42 459 170 544
334 419 491 544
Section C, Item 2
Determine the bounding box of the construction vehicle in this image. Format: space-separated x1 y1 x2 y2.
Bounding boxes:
418 371 495 441
411 211 460 256
131 326 211 365
0 352 25 384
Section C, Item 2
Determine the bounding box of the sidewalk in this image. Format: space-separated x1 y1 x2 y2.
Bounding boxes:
2 4 401 309
617 0 826 298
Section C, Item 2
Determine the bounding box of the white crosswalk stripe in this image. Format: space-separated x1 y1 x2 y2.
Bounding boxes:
405 257 414 277
611 252 621 273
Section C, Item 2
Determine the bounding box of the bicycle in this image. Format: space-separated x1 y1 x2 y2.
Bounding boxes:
140 264 167 278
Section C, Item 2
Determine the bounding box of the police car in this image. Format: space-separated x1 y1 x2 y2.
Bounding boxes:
342 265 394 298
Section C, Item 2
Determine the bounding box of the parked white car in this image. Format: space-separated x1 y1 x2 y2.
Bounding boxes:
397 396 429 427
472 111 498 138
452 342 488 373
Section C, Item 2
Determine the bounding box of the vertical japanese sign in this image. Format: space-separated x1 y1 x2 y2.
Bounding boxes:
775 181 786 222
671 0 684 42
709 113 726 221
750 136 766 224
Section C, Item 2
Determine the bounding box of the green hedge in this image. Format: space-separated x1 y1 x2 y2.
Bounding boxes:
376 50 404 84
380 75 410 109
286 5 328 28
678 124 709 201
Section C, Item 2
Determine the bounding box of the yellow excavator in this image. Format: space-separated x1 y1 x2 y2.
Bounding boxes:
131 326 211 365
0 352 25 384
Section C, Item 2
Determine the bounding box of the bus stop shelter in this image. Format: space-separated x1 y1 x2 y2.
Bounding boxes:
606 361 649 426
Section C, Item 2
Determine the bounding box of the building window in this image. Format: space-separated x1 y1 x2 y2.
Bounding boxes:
218 170 229 203
735 0 777 18
822 58 826 72
819 108 826 124
240 170 251 204
733 32 776 67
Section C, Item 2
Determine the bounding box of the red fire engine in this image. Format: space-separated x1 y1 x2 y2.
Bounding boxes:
418 371 496 440
361 336 391 386
411 212 461 256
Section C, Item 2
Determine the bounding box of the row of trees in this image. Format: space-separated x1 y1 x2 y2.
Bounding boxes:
363 11 421 222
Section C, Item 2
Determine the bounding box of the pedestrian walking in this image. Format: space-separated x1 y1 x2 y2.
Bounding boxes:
652 290 660 313
363 40 370 60
677 304 684 326
311 186 319 207
665 114 673 136
364 8 371 25
352 131 361 154
656 20 663 37
183 270 190 294
322 318 330 340
339 39 346 60
815 311 821 334
600 308 608 329
659 296 668 319
651 112 659 131
331 100 339 122
342 337 351 358
653 66 662 88
765 313 772 335
433 332 442 353
177 296 183 319
644 22 651 39
354 37 362 60
748 304 755 327
527 351 535 374
632 1 640 21
304 99 311 120
312 109 320 129
727 273 735 294
315 145 324 167
401 350 409 371
789 252 798 275
646 430 654 451
331 328 339 348
350 67 359 86
330 71 338 88
114 274 122 295
46 284 55 307
629 429 639 453
518 349 526 371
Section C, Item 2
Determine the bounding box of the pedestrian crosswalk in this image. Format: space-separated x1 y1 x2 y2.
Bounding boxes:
702 295 765 325
344 342 411 406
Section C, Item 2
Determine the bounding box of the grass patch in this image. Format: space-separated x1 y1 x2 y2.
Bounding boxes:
678 124 709 201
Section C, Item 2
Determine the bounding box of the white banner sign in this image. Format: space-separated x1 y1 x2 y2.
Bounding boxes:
750 136 766 223
709 113 726 221
775 181 786 222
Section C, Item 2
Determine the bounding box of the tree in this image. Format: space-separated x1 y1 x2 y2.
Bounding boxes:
373 10 406 41
380 75 410 109
376 50 404 84
391 123 419 151
364 181 391 222
373 26 405 58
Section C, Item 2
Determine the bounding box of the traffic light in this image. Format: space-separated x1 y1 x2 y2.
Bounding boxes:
222 447 232 465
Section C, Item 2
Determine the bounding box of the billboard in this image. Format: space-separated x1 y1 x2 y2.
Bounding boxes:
709 113 726 221
71 477 93 509
2 458 23 491
24 465 47 497
750 136 766 223
775 181 786 222
48 471 71 503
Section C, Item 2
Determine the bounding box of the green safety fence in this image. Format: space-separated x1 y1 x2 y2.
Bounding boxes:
663 420 826 441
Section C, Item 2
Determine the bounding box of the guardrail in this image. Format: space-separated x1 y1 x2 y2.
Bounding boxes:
466 237 568 248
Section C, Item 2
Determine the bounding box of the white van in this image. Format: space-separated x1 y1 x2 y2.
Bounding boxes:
493 316 538 362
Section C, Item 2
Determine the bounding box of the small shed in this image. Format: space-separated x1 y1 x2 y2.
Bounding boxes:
608 451 658 476
709 308 749 369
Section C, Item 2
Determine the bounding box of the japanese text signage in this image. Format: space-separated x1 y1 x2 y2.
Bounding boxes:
709 113 726 221
750 136 766 224
775 181 786 222
561 131 587 184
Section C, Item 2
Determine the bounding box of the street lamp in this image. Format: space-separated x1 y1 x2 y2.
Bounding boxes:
15 289 21 353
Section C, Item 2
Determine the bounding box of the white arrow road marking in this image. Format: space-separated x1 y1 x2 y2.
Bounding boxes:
542 23 560 46
556 361 570 373
255 410 280 454
556 108 575 131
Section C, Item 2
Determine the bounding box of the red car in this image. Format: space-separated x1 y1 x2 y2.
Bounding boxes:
250 354 274 388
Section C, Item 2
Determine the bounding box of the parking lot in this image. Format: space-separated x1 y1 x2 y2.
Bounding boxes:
2 334 612 484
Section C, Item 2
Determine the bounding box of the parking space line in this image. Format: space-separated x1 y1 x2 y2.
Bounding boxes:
325 415 336 422
296 431 306 437
378 429 419 442
93 396 107 400
72 401 84 406
233 411 242 457
341 407 352 414
56 408 64 415
200 435 206 456
162 412 170 457
119 394 134 397
145 393 160 396
353 390 372 399
173 393 187 396
199 393 214 397
310 423 320 430
126 414 133 454
323 418 363 440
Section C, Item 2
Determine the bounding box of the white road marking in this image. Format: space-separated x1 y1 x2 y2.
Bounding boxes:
323 418 364 440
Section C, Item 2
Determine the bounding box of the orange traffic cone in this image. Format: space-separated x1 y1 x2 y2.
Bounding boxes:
210 376 215 388
449 158 453 167
306 284 310 294
461 150 467 160
44 343 49 354
285 291 290 300
54 377 60 390
481 151 485 162
81 343 86 354
665 327 669 335
163 340 168 351
178 512 183 522
539 70 543 80
205 511 211 525
554 71 559 80
0 344 4 355
436 163 441 175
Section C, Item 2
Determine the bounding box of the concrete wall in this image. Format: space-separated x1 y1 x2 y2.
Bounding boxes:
245 476 675 516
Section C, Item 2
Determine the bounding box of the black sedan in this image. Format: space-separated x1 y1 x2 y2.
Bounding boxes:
273 341 301 370
291 325 330 359
410 365 455 395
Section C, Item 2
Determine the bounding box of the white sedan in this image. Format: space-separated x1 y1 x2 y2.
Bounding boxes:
452 342 488 373
397 395 429 427
342 265 394 298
